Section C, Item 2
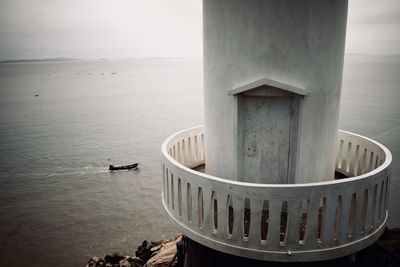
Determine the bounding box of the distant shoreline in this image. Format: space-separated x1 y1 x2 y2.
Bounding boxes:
1 54 398 65
0 57 80 64
0 56 201 64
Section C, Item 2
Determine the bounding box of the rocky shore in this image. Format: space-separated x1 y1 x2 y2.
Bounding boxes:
86 228 400 267
86 235 182 267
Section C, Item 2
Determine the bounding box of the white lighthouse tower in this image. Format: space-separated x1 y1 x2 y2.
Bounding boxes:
161 0 392 262
203 0 346 184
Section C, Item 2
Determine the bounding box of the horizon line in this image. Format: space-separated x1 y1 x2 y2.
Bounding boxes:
1 53 399 63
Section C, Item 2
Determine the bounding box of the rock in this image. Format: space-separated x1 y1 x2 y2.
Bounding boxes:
86 257 107 267
85 235 183 267
135 240 163 262
119 260 130 267
104 252 126 265
144 235 182 267
136 240 152 262
86 257 99 267
119 256 144 267
150 244 163 253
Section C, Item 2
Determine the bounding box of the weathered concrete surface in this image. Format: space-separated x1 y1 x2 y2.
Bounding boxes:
203 0 348 183
162 126 391 261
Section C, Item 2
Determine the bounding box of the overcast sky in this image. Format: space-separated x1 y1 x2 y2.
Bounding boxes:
0 0 399 60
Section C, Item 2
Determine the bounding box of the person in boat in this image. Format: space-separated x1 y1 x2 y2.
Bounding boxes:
109 162 139 170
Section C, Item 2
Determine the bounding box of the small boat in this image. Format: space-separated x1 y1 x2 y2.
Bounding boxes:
109 163 139 171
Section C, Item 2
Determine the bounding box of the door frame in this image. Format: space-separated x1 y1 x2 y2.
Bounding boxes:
232 86 304 184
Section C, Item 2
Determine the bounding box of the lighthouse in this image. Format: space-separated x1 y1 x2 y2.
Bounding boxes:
161 0 392 262
203 0 347 184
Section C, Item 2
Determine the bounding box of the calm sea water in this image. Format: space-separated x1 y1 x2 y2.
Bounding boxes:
0 59 203 266
0 56 398 266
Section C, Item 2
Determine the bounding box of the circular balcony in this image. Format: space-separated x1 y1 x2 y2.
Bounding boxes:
161 126 392 262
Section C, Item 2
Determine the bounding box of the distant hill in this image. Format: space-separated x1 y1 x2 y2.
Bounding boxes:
344 53 400 63
0 57 80 64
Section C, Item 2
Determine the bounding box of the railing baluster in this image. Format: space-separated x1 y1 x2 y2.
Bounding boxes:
180 179 188 221
338 194 351 243
384 176 390 211
353 191 364 240
364 185 374 234
194 135 199 164
249 198 263 247
321 195 336 246
192 186 201 230
231 194 244 243
181 139 186 166
304 196 319 249
345 142 352 174
216 191 228 240
286 200 302 249
354 145 360 175
171 174 175 210
186 183 192 224
360 148 368 174
266 200 282 250
187 137 193 167
162 165 166 200
360 189 369 236
377 179 385 224
368 152 374 172
161 128 391 260
166 169 170 204
337 139 344 169
202 188 212 235
200 133 204 163
178 178 182 217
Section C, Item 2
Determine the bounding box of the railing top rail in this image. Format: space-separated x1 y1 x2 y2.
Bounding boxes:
161 125 392 189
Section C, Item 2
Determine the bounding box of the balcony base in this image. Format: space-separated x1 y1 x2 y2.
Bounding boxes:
161 126 392 262
163 197 387 262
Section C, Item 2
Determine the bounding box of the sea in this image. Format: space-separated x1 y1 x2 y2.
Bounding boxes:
0 55 399 266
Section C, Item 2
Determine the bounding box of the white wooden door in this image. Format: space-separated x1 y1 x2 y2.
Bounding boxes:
239 96 293 183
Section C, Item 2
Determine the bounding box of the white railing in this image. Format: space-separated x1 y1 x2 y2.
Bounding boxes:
161 126 392 262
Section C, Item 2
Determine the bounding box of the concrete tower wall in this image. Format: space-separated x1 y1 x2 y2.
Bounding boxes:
203 0 348 183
